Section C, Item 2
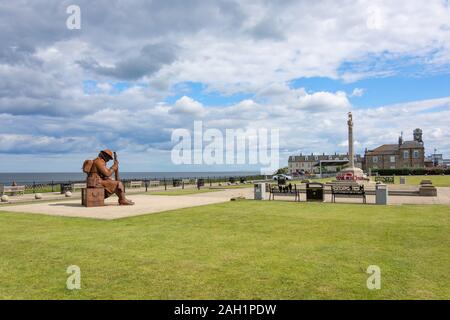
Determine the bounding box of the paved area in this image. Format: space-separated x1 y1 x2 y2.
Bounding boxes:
0 189 253 220
279 187 450 205
1 187 448 220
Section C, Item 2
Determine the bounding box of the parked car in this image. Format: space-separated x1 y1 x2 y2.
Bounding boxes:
272 174 293 181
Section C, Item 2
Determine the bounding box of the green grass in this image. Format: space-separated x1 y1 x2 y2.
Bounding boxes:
0 201 449 300
371 175 450 187
24 185 61 194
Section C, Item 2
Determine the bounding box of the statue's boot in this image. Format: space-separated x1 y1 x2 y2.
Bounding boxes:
119 199 135 206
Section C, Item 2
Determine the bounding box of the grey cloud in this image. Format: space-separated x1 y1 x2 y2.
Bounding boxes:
0 45 41 66
78 42 179 80
249 17 285 41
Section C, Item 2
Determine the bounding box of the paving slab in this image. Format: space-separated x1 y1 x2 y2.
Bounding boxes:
1 187 448 221
0 189 254 220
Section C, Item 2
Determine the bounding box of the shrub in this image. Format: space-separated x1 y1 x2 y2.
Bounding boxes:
372 168 449 176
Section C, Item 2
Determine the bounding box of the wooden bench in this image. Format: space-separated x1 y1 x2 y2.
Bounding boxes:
148 180 160 187
0 185 25 196
128 181 143 189
269 184 300 202
331 184 366 203
72 183 87 192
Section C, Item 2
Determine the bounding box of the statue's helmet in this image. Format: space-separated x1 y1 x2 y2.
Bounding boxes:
100 149 114 160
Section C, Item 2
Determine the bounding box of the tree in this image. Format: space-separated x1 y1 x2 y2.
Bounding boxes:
274 167 289 175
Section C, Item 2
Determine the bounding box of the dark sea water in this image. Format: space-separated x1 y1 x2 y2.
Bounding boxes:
0 172 261 185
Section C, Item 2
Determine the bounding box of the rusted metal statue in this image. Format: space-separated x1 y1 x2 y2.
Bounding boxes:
83 149 134 206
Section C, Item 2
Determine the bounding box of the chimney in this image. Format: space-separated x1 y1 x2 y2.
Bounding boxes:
399 132 403 146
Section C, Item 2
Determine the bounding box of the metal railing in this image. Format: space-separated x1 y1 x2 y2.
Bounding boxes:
10 175 266 194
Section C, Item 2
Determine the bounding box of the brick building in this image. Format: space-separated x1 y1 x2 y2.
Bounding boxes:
364 129 425 171
288 153 363 175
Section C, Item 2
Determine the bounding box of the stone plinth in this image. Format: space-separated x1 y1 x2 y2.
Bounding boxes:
336 167 365 182
419 180 437 197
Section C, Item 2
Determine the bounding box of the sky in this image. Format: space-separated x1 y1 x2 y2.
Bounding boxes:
0 0 449 172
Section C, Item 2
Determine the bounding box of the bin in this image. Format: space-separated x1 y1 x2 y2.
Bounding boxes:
399 176 406 185
172 179 182 187
277 177 287 186
306 182 324 202
254 183 266 200
197 179 205 189
376 184 388 205
60 183 72 194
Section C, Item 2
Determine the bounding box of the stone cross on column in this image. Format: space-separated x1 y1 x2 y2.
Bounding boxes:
347 112 354 168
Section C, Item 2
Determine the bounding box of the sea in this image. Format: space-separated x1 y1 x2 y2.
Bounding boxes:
0 172 262 185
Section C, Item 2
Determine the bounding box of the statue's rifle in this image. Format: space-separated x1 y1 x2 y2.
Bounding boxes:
113 151 120 181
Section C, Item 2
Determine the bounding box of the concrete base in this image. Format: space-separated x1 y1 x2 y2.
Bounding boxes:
419 185 438 197
336 167 365 181
0 189 254 220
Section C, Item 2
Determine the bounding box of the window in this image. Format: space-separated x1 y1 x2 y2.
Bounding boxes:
373 156 378 163
390 165 396 169
413 150 419 159
390 156 395 163
403 150 409 159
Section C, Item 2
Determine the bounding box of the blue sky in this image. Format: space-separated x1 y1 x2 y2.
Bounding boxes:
0 0 450 172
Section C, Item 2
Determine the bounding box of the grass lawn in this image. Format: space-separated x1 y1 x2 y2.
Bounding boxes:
370 175 450 187
0 201 448 300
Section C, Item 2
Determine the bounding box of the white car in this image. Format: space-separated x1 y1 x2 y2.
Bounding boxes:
272 174 293 181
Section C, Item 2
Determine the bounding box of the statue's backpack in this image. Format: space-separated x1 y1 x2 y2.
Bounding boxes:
82 160 94 174
82 160 97 187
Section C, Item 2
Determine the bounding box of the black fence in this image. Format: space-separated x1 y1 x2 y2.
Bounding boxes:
11 175 266 194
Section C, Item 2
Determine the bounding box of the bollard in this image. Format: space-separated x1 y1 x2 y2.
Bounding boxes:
376 184 388 205
254 183 266 200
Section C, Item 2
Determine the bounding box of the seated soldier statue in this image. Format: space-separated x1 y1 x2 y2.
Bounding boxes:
87 149 134 205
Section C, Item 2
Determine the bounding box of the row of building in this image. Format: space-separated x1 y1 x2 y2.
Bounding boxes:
288 128 449 175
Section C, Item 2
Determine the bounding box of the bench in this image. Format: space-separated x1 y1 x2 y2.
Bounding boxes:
72 183 87 192
148 180 160 187
269 184 300 202
0 185 26 196
331 184 366 203
128 181 143 188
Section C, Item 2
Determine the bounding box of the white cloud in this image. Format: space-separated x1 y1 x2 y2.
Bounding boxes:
170 96 205 115
296 91 351 112
351 88 365 97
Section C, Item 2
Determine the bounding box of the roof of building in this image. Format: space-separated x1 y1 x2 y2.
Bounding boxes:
366 140 424 156
289 154 363 162
365 144 398 156
399 141 424 149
